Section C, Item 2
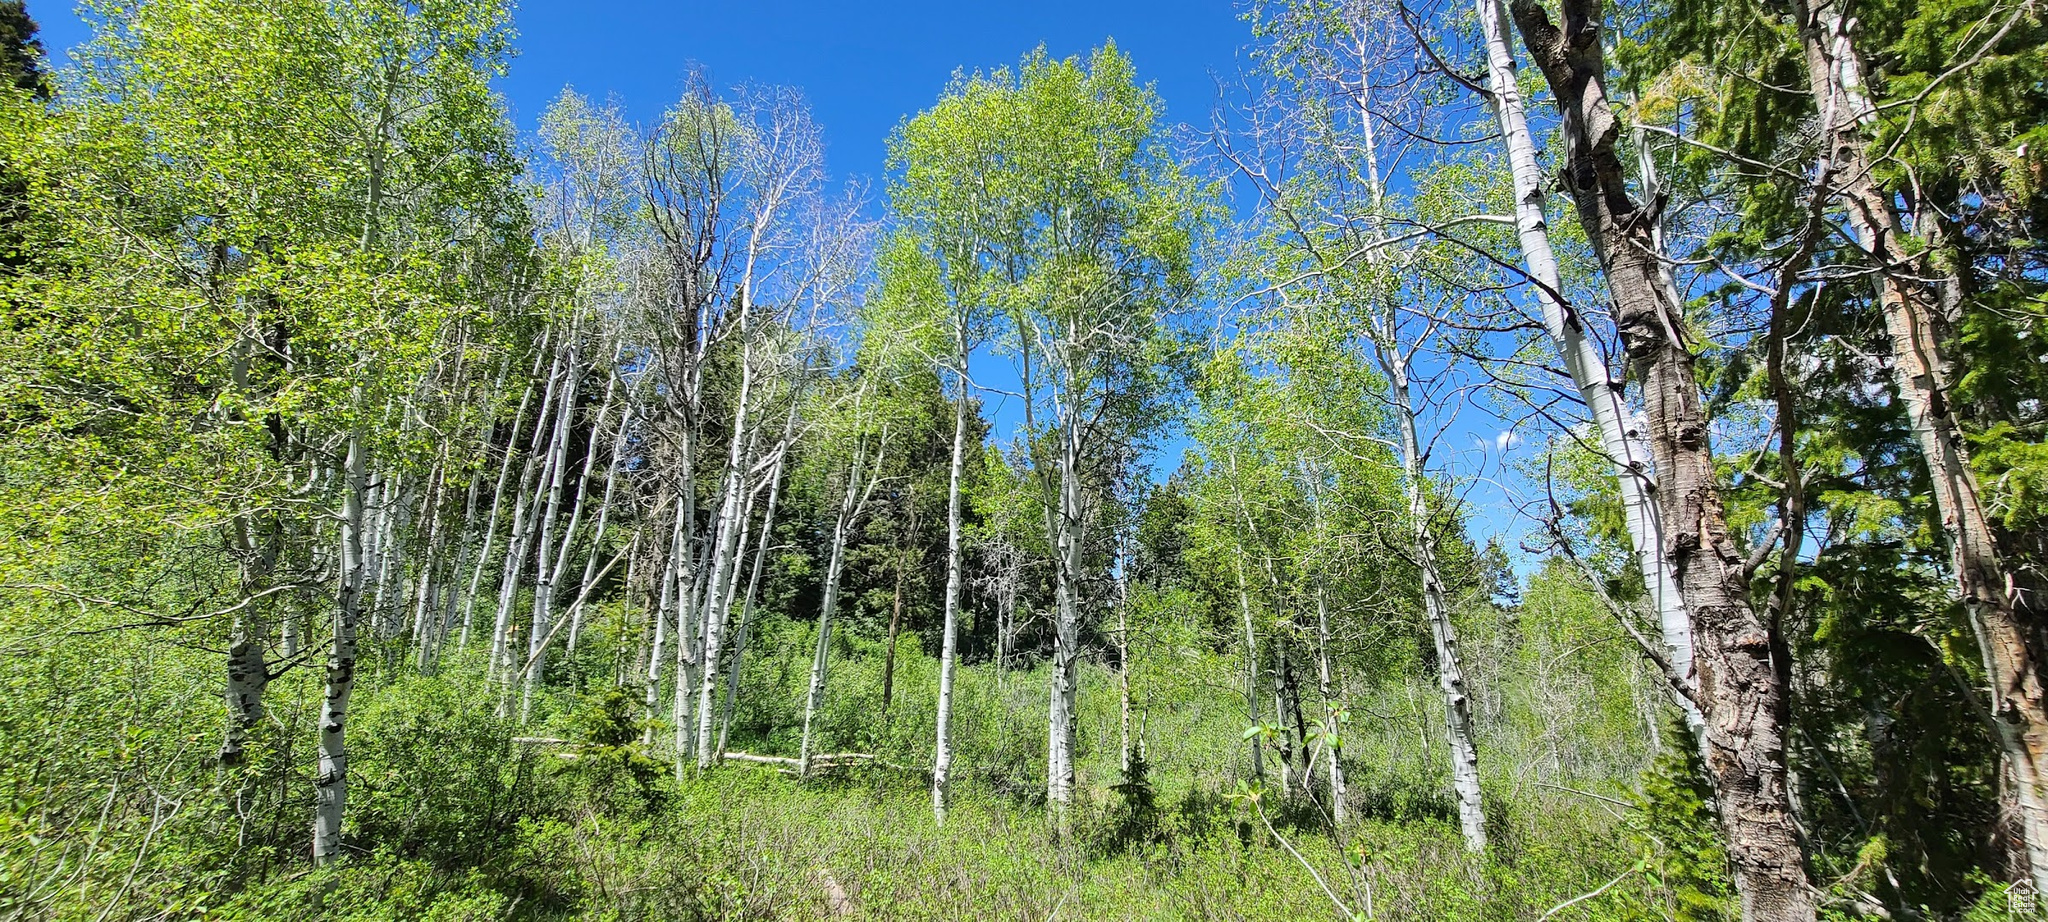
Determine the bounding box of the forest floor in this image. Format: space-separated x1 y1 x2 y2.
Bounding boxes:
226 761 1662 921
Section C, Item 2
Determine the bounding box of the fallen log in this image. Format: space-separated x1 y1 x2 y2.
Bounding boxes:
723 751 800 768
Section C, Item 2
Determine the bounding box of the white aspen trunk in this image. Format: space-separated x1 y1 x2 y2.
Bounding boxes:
674 528 705 773
693 196 796 765
528 347 625 708
649 393 701 758
1234 556 1264 784
427 465 482 671
377 473 411 638
1316 587 1346 826
520 348 583 720
280 603 300 661
673 442 711 765
219 280 286 767
221 616 269 766
672 475 705 770
1389 350 1487 852
933 354 971 823
1476 0 1698 726
407 452 450 655
719 435 790 756
407 506 439 653
365 470 400 634
1272 646 1296 797
404 467 437 643
438 349 513 658
1046 410 1083 813
545 352 626 664
644 496 685 746
568 399 633 654
1344 52 1484 849
1224 447 1266 785
697 436 762 765
800 432 876 778
313 432 368 866
360 473 385 626
1252 549 1298 795
461 339 549 651
719 391 801 754
694 336 759 770
221 512 274 767
1116 564 1134 776
1013 322 1068 812
673 600 697 772
996 551 1017 690
1227 442 1298 790
490 351 568 677
1038 304 1090 821
490 458 541 680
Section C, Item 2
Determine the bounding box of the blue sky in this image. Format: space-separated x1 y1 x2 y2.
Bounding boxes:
28 1 1250 186
494 0 1249 184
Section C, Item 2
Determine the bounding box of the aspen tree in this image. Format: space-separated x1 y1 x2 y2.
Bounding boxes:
1508 0 1814 913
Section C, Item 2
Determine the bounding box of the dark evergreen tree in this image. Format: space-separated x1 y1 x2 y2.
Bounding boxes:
0 1 45 98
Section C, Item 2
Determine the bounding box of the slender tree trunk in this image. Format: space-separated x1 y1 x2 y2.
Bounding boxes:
673 455 709 769
1316 587 1346 826
491 352 568 677
221 512 275 767
933 360 970 823
1222 448 1266 785
406 459 445 648
367 469 403 635
695 337 759 770
1389 352 1486 852
715 477 779 754
996 548 1017 691
313 433 368 867
1277 630 1310 796
674 519 708 771
880 563 907 720
461 341 547 651
699 433 763 742
1476 0 1698 728
1235 556 1264 784
611 534 642 688
1116 562 1135 777
1789 0 2048 889
1250 543 1305 794
800 433 876 777
1046 415 1084 813
721 404 799 756
422 465 480 672
519 351 580 717
527 349 618 717
644 496 684 746
1509 1 1814 914
674 599 698 772
569 399 634 654
221 616 269 766
220 273 291 767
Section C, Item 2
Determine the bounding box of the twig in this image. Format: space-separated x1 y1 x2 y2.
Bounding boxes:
1537 865 1638 921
